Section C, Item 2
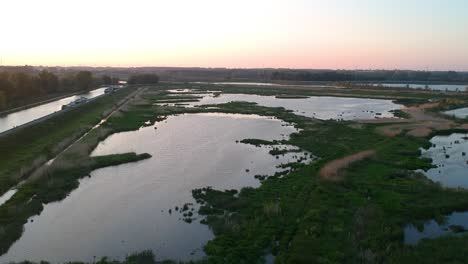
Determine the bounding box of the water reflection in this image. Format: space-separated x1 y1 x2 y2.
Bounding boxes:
404 211 468 245
420 133 468 188
445 107 468 119
0 113 311 263
370 83 468 91
166 92 402 120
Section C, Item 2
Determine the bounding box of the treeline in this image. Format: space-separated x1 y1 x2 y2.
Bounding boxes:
127 74 160 85
0 70 119 110
272 71 353 81
271 70 468 82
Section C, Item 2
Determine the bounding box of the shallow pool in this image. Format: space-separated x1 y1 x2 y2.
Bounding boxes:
420 133 468 188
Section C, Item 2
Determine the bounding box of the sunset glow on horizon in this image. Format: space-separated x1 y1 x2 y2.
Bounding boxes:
1 0 468 70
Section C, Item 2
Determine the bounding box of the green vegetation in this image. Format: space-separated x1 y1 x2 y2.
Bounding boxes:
128 74 160 85
393 98 430 107
268 147 302 156
239 138 279 146
0 87 136 197
0 151 151 255
430 98 468 112
389 235 468 263
185 101 468 263
0 86 159 256
390 109 411 119
102 89 468 263
271 69 468 83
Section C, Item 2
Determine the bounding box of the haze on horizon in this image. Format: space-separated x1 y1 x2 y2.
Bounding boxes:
1 0 467 71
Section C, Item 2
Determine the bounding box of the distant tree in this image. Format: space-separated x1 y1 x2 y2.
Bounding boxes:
111 77 120 85
128 74 159 85
0 91 6 109
270 70 353 82
101 75 112 85
60 73 77 91
37 70 59 93
11 72 35 98
0 72 13 97
447 71 459 81
75 71 93 90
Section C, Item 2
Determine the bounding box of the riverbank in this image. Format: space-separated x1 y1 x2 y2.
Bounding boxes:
0 86 109 116
0 86 138 196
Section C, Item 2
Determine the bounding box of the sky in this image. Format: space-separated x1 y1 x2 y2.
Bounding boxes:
0 0 467 70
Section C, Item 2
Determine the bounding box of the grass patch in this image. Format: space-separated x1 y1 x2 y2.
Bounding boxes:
390 109 411 119
239 138 279 146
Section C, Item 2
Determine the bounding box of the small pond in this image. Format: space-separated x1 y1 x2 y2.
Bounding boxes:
370 83 468 92
420 133 468 188
444 107 468 119
404 211 468 245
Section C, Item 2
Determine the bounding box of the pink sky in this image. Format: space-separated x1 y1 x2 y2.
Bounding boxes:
1 0 467 70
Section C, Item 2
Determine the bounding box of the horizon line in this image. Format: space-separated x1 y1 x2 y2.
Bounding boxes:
1 64 467 73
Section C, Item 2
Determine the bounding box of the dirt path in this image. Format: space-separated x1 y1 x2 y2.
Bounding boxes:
358 103 462 137
319 150 376 181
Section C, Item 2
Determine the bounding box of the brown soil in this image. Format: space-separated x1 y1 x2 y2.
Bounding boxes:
319 150 376 181
360 102 459 137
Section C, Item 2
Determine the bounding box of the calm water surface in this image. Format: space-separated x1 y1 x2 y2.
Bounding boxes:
186 93 403 120
0 113 311 263
405 133 468 244
0 87 107 133
160 90 403 120
420 133 468 188
404 211 468 245
372 83 468 91
444 107 468 119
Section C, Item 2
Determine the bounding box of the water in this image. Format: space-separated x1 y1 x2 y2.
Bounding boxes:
444 108 468 119
420 133 468 188
185 93 402 120
404 211 468 245
0 189 17 207
0 87 107 134
372 83 468 92
0 113 311 263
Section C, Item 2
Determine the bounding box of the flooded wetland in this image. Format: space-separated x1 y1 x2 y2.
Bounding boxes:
1 84 468 263
0 112 311 263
